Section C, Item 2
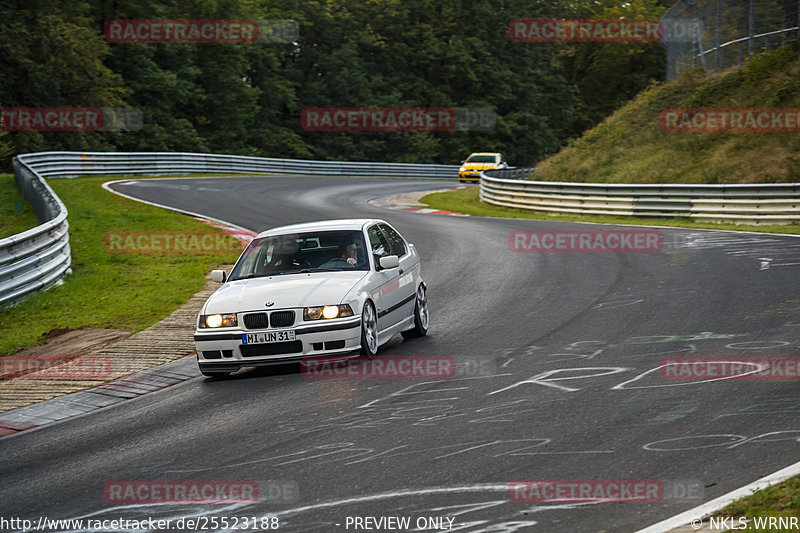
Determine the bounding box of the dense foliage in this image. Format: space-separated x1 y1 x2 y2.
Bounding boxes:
0 0 668 170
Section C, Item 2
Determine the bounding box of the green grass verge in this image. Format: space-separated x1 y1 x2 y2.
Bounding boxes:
422 187 800 235
0 175 242 355
0 174 40 239
716 476 800 531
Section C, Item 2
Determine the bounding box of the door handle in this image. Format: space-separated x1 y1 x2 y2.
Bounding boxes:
399 268 404 274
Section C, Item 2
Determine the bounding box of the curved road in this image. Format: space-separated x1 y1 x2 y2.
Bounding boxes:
2 175 800 532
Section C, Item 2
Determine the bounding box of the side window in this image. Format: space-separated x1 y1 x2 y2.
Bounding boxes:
367 225 391 263
379 224 407 257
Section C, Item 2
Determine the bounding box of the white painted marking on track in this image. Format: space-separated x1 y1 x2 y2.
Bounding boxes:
611 361 765 390
489 367 629 394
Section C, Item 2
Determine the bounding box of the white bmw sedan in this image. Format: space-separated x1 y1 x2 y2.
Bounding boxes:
194 219 429 377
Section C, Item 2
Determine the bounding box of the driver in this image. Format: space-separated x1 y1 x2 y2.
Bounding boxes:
340 243 358 265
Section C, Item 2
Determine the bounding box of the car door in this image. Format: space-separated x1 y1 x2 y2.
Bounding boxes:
366 224 407 333
377 223 417 325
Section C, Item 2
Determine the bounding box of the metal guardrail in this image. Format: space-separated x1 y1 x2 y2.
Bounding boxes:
480 167 536 180
1 158 71 306
2 151 459 306
18 151 459 179
481 169 800 223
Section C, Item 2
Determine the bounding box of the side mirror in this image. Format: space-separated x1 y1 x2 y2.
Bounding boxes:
378 255 400 270
211 269 227 283
460 160 465 164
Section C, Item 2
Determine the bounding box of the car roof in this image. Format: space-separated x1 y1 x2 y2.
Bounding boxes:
467 152 500 157
255 219 385 238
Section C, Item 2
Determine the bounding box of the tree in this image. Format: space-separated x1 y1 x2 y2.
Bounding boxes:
0 0 126 169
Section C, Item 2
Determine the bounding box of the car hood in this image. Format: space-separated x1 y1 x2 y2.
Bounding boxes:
203 271 369 314
463 162 497 170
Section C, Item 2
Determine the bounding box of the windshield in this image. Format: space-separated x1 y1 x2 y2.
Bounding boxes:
229 229 369 279
466 155 497 163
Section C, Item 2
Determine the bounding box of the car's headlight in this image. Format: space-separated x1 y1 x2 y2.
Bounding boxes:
459 167 467 172
304 304 354 321
199 313 238 328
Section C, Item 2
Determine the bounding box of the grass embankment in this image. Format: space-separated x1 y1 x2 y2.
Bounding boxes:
1 174 40 238
0 176 242 355
535 47 800 184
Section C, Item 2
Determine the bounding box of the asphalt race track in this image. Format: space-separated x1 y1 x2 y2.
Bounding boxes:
2 175 800 532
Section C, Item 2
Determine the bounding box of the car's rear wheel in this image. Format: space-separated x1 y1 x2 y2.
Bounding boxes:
402 284 429 339
360 300 379 357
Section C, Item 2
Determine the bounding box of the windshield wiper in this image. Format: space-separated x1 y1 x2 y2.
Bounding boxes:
234 267 347 279
275 268 309 275
229 273 267 281
276 268 345 275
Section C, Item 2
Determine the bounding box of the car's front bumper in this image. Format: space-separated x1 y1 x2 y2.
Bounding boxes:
194 317 362 371
458 172 481 181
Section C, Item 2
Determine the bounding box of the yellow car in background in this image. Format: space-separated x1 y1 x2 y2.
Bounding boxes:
458 152 508 182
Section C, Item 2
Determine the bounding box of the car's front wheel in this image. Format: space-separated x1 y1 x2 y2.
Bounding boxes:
402 284 429 339
360 300 379 357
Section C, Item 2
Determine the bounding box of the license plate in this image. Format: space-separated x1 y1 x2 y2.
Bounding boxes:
242 331 296 344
